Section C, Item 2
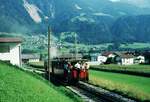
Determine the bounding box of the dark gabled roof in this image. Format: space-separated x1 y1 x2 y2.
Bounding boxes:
0 38 22 43
119 54 135 58
22 54 40 60
101 52 114 57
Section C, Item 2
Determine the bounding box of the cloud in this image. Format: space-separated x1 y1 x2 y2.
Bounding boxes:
109 0 120 2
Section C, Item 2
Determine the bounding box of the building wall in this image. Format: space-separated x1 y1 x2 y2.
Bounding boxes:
121 58 134 65
0 44 21 66
97 56 107 63
137 56 145 64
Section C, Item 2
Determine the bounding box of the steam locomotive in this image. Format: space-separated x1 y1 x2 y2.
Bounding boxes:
45 54 89 84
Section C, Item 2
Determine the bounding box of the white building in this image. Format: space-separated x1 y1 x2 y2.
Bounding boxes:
89 53 101 65
97 55 107 63
121 57 134 65
90 53 108 65
99 52 116 64
134 55 145 64
0 38 22 66
116 54 135 65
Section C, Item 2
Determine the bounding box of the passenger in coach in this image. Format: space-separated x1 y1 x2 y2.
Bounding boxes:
85 62 89 81
64 61 68 82
67 62 72 81
75 62 81 81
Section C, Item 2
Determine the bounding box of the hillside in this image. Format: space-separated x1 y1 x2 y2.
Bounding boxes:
0 61 81 102
0 0 150 43
112 15 150 43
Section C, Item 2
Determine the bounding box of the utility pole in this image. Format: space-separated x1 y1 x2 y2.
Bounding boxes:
48 26 51 81
74 33 78 60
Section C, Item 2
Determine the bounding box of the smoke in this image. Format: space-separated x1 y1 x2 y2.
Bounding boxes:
50 46 59 58
49 34 60 59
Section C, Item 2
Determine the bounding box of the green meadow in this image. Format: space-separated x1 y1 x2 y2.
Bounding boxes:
91 64 150 73
120 43 150 49
89 70 150 101
0 61 82 102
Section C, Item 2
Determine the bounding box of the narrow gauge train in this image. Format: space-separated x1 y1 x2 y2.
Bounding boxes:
45 54 89 84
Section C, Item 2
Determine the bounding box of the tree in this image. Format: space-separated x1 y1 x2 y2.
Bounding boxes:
108 43 120 50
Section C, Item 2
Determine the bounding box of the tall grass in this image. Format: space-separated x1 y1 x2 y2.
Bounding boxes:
89 70 150 101
92 64 150 73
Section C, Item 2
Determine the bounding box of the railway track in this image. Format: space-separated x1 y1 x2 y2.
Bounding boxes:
67 81 136 102
67 86 106 102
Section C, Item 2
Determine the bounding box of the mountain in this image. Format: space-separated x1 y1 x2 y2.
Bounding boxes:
0 0 150 43
112 15 150 43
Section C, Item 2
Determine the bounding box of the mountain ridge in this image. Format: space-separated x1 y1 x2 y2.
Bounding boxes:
0 0 150 43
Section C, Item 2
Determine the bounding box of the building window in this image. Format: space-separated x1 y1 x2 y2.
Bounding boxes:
0 45 10 53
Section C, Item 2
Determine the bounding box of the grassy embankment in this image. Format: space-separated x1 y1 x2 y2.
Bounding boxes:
0 61 82 102
91 64 150 73
89 70 150 101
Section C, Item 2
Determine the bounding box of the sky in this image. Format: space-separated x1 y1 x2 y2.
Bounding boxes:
109 0 150 8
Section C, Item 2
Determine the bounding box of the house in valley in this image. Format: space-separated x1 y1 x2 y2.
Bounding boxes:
101 52 116 58
89 52 116 65
101 52 116 64
97 55 107 63
89 53 103 65
115 53 135 65
0 38 22 66
134 55 145 64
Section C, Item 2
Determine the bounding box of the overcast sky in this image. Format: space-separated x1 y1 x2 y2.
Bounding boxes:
109 0 150 8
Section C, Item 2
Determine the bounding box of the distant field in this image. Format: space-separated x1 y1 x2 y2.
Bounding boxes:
60 42 112 53
120 42 150 49
0 61 82 102
91 64 150 73
62 42 150 51
89 70 150 101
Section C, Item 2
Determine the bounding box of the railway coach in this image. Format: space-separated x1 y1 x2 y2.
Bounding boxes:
44 55 89 84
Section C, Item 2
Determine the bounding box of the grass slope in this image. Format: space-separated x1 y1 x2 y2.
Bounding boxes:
89 70 150 101
0 62 81 102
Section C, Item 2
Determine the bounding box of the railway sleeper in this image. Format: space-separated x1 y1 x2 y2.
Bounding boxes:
78 81 136 102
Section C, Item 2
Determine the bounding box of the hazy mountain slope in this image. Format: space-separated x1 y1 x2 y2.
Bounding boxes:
0 0 150 43
112 15 150 43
